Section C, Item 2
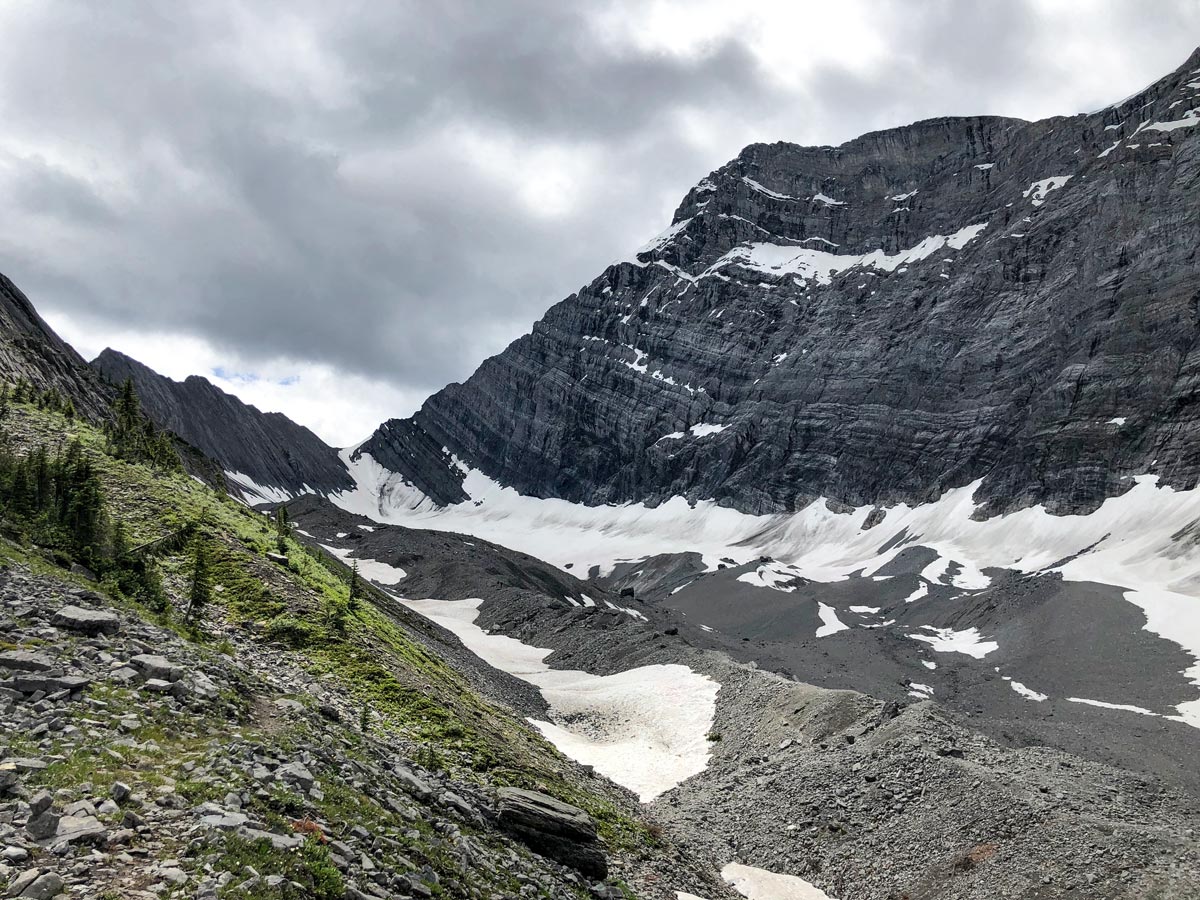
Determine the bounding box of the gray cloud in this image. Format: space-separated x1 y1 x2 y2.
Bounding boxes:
0 0 1197 439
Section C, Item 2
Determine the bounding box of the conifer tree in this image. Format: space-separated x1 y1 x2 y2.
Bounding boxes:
274 506 289 554
186 536 212 626
348 561 362 613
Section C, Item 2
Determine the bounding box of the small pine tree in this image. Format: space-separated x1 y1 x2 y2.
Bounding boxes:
274 506 289 555
186 536 212 626
359 703 369 733
62 398 75 421
347 561 362 613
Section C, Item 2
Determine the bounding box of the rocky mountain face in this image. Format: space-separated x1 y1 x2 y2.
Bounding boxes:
92 348 352 500
0 273 111 419
360 48 1200 516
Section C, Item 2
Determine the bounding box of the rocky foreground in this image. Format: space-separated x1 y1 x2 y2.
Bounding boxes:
0 564 721 900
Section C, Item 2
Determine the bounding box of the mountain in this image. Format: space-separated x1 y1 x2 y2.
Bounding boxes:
0 272 112 418
92 348 353 502
357 47 1200 518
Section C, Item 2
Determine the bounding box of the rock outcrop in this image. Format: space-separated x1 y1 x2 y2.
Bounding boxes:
496 787 607 879
361 47 1200 516
0 273 111 419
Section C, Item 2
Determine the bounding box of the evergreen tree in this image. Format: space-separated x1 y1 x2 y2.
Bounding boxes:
62 398 75 421
348 561 362 613
274 506 289 555
186 536 212 626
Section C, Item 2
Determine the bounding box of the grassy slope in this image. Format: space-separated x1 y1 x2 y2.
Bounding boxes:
0 399 663 894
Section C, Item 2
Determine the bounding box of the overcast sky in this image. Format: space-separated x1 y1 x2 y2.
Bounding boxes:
1 1 1197 445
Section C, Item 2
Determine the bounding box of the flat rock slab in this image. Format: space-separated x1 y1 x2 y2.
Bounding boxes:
0 650 55 672
236 825 302 851
496 787 606 879
51 605 119 636
129 654 182 682
48 814 107 846
11 674 90 696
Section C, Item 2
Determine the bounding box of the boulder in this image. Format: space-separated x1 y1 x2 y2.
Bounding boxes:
15 871 63 899
48 815 106 846
11 674 90 696
24 811 59 842
496 787 606 879
50 605 119 636
276 761 314 793
129 654 182 682
0 651 55 673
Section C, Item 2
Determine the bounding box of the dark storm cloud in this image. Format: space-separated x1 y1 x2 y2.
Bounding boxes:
0 0 1197 426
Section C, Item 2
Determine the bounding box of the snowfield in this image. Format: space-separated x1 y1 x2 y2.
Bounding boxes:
334 452 1200 729
400 598 719 802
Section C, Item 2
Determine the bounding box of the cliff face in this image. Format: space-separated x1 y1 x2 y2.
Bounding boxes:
92 349 352 499
360 48 1200 516
0 272 111 418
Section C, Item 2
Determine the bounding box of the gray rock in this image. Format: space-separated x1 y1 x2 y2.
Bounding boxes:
24 811 59 842
276 761 314 793
393 765 433 802
27 791 52 818
496 787 606 879
0 651 54 673
10 674 89 696
48 814 106 846
50 605 118 636
3 869 40 898
15 872 63 900
129 654 181 682
235 825 302 851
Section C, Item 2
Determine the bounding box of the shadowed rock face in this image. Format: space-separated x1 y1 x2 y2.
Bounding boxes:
92 348 352 499
0 273 111 419
363 48 1200 516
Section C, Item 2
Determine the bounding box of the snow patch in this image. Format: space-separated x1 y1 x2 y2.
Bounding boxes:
402 598 718 801
1145 108 1199 132
711 223 987 286
722 862 838 900
1068 697 1157 717
320 544 407 584
815 603 849 638
225 471 293 505
1024 176 1072 206
909 626 998 659
1010 681 1048 702
812 193 845 206
742 176 799 200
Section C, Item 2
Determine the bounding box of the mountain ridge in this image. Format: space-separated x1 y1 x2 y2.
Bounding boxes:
92 347 353 501
351 46 1200 518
